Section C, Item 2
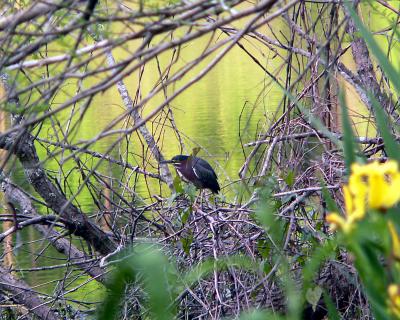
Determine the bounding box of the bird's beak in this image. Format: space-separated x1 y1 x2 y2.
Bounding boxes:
160 159 173 164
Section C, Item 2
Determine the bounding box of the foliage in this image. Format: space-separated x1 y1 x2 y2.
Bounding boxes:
2 0 400 319
98 6 400 319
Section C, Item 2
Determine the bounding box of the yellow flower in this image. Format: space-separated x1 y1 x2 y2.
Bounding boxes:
388 220 400 261
326 185 366 234
326 160 400 233
326 213 348 232
343 184 366 221
350 161 400 210
388 284 400 318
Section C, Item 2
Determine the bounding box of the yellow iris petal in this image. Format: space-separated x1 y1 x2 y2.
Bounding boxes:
368 172 386 209
388 284 400 318
326 160 400 233
381 162 400 208
349 161 400 211
326 213 345 230
326 213 352 234
388 221 400 261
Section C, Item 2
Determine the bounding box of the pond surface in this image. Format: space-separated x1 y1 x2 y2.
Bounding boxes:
2 1 400 312
3 19 285 307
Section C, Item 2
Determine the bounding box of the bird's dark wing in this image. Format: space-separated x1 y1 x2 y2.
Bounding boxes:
192 157 220 193
193 157 218 179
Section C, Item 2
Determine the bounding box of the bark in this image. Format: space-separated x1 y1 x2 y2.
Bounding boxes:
104 50 175 191
0 266 60 320
0 75 116 255
0 174 106 283
6 131 116 254
345 4 393 113
0 0 83 31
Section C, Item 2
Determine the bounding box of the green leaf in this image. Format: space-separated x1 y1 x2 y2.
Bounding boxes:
183 183 197 202
180 207 190 225
173 175 183 193
261 260 272 274
323 289 341 320
255 194 284 249
180 232 193 255
321 184 340 213
303 240 336 288
167 192 178 206
283 170 295 187
2 103 23 114
182 255 258 287
306 286 323 312
191 147 200 157
339 89 358 173
238 309 282 320
30 103 49 113
98 244 178 320
369 94 400 162
257 239 270 259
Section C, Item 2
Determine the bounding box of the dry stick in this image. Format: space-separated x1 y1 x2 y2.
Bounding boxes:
2 0 238 87
42 33 176 232
0 174 106 283
1 1 237 85
0 5 85 70
0 75 117 255
0 192 64 318
248 11 349 149
6 38 113 71
0 135 116 255
48 0 290 206
244 130 384 147
3 5 247 186
259 136 279 177
36 137 161 180
178 7 282 312
239 15 342 178
344 3 394 114
273 184 340 198
0 215 64 242
0 266 61 320
103 45 174 191
0 0 84 31
0 0 296 141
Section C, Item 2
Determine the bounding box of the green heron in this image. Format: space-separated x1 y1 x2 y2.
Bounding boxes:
161 155 220 194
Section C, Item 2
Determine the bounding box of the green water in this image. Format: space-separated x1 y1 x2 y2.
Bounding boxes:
4 0 400 312
4 24 285 307
30 28 285 209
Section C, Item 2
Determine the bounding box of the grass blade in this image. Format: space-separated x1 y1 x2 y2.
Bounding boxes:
369 93 400 162
339 89 359 173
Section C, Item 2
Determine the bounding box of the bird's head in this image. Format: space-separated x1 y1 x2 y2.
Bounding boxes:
160 155 189 165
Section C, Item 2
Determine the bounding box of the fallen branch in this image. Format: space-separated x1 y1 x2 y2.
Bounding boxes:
0 173 107 283
0 266 60 320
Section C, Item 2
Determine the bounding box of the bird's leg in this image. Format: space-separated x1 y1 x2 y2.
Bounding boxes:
200 189 204 208
203 191 217 209
192 190 205 211
192 194 197 209
192 190 199 210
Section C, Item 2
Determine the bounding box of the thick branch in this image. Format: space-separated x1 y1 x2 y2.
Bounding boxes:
0 131 116 255
345 4 393 112
0 0 83 31
0 266 60 320
0 174 106 283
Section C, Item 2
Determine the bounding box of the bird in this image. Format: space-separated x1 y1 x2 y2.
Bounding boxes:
161 155 220 194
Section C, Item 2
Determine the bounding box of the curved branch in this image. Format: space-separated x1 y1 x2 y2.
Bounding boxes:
0 173 107 283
